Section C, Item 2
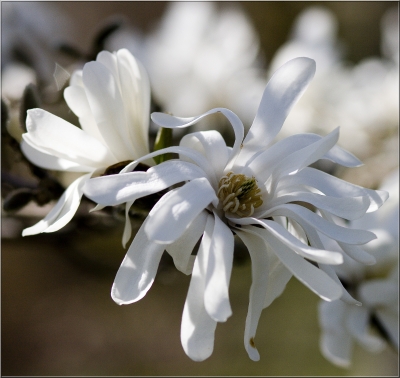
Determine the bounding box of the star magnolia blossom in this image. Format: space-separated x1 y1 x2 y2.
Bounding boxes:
83 57 387 361
21 48 151 237
318 170 399 367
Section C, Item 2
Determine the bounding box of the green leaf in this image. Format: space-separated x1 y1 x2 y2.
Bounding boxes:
153 127 173 165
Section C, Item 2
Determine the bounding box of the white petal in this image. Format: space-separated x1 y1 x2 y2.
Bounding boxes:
346 305 385 352
22 174 90 236
121 145 219 188
265 192 370 221
64 85 91 118
83 159 207 206
111 217 167 305
269 127 340 190
181 215 217 361
235 229 269 361
116 49 151 158
166 211 208 275
204 212 234 322
338 242 376 265
267 204 377 245
237 57 316 164
180 131 230 179
230 217 343 265
318 264 361 306
145 178 218 244
25 109 114 168
282 167 388 213
151 108 244 167
82 61 133 161
242 226 342 301
21 139 94 172
320 330 352 368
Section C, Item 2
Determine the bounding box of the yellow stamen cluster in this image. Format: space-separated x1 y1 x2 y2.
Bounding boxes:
217 172 263 217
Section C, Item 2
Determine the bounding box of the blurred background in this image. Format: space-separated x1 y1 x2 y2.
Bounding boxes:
1 1 399 376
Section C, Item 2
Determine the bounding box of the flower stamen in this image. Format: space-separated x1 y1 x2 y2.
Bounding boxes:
218 172 263 217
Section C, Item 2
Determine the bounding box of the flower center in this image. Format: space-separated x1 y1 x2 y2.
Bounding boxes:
217 172 263 217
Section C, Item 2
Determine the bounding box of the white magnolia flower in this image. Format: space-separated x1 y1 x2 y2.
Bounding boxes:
83 57 387 361
20 48 151 237
318 169 399 367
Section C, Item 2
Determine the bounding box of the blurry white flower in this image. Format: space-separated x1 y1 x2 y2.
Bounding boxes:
270 6 342 76
83 57 387 362
144 1 266 127
275 6 399 172
318 169 399 367
1 2 71 84
20 49 151 236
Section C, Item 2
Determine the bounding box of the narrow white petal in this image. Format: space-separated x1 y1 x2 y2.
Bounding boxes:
267 204 377 245
269 127 340 192
281 167 388 213
166 211 208 275
235 229 270 361
204 212 234 322
181 215 217 361
83 160 207 206
229 217 343 265
25 109 115 167
242 226 342 301
111 217 167 305
151 108 244 167
238 57 316 164
22 174 90 236
264 192 370 221
318 264 361 306
145 178 218 244
338 242 376 265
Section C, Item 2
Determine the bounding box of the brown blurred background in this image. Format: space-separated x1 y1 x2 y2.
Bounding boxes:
1 1 398 376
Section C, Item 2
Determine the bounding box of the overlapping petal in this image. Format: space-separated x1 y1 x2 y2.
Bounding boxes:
144 178 218 244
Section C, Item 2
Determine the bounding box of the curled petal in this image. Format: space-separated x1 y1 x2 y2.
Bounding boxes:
22 174 90 236
151 108 244 167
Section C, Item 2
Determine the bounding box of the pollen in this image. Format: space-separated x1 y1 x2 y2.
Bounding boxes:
217 172 263 217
